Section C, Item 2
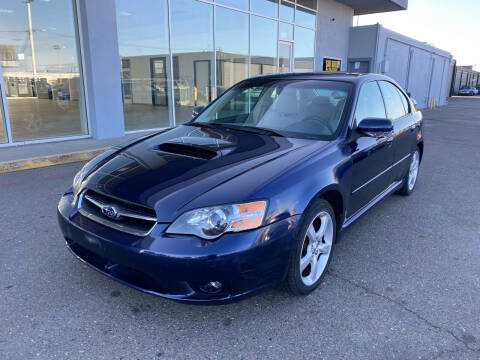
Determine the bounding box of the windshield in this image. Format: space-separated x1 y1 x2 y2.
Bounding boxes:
192 79 351 139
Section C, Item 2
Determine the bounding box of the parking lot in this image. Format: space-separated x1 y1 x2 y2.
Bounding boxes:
1 96 479 360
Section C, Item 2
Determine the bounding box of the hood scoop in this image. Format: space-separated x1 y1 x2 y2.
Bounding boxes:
156 142 219 160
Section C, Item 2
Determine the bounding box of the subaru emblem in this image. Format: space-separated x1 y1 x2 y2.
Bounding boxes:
102 205 118 219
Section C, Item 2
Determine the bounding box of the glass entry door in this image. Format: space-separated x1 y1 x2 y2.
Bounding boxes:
150 57 169 106
194 60 212 106
278 41 293 73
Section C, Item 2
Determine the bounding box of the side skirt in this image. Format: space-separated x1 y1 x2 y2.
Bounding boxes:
342 180 403 229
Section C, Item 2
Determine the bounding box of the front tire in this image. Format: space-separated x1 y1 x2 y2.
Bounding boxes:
287 199 336 296
397 149 420 195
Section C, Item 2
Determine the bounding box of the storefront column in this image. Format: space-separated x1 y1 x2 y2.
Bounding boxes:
76 0 125 139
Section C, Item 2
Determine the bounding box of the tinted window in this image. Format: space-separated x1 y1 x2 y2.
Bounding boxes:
378 81 407 120
354 81 386 126
194 80 351 138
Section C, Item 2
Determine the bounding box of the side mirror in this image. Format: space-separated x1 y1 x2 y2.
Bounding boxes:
192 105 205 118
357 118 393 138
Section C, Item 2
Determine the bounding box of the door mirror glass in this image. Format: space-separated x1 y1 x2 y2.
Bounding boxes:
357 118 393 138
192 106 205 118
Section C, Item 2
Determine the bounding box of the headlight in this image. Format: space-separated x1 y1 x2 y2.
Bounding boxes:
166 201 267 240
72 148 118 196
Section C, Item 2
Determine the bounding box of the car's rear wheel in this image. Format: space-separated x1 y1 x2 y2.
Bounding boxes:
287 199 336 295
397 149 420 195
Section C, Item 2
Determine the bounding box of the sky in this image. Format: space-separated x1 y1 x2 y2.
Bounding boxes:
357 0 480 69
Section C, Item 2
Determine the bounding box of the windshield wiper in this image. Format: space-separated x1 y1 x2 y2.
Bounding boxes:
188 122 222 129
189 122 284 137
221 125 285 137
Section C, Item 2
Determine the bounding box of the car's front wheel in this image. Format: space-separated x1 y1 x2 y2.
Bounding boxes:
287 199 336 295
397 149 420 195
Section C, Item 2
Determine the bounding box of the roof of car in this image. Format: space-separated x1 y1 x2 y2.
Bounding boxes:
247 72 386 84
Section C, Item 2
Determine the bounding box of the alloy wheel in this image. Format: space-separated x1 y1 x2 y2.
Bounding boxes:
299 211 334 286
408 150 420 191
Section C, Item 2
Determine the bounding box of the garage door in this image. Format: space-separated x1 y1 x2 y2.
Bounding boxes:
429 56 447 106
384 39 410 89
407 49 433 108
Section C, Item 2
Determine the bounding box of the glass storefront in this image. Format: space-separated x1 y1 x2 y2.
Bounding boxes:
294 26 315 72
251 16 278 76
216 7 249 96
113 0 318 130
0 0 86 142
171 0 215 124
116 0 173 131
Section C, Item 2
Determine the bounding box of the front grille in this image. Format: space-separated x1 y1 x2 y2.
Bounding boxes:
78 190 157 236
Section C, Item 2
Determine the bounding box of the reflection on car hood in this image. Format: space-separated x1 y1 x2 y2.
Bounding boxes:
84 125 322 221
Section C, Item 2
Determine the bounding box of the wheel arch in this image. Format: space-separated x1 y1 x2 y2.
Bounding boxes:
305 185 346 230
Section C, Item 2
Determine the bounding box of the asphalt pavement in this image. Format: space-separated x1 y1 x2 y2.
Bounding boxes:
1 97 479 360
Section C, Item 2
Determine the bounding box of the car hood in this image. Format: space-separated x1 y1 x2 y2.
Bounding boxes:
84 125 325 221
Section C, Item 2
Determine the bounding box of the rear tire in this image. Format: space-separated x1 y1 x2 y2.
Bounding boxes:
287 199 336 296
397 149 420 196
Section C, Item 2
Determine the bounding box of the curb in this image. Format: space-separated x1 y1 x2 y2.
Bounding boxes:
0 147 110 174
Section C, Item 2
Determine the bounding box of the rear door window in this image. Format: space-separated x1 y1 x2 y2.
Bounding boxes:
378 81 408 120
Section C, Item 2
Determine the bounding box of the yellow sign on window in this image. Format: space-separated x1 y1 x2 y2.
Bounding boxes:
323 59 341 72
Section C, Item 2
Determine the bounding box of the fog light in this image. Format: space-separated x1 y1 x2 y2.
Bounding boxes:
201 281 223 293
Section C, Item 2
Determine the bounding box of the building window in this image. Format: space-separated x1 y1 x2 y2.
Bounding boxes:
323 58 342 72
295 6 316 28
216 7 249 96
252 0 279 18
116 0 173 131
280 1 295 22
295 27 315 72
216 0 249 11
251 16 278 76
171 0 214 125
0 0 87 142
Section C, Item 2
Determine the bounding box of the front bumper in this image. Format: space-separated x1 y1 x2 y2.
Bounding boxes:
58 193 300 303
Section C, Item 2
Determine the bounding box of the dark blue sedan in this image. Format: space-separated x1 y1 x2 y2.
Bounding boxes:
58 73 423 303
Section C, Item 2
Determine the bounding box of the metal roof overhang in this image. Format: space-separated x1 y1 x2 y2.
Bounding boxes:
335 0 408 15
